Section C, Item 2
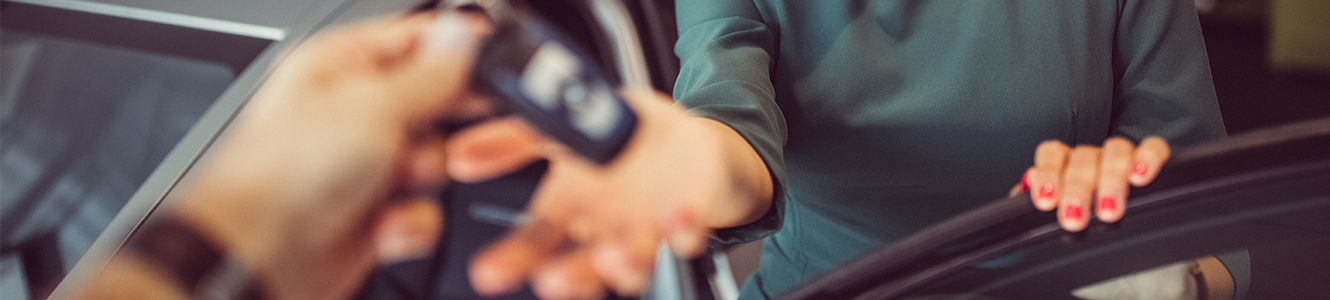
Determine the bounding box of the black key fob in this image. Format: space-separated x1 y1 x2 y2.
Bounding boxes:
470 4 637 164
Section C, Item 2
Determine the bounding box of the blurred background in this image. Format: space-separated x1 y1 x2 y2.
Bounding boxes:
1202 0 1330 134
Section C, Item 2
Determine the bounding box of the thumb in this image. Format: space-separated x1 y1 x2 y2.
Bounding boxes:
387 11 492 118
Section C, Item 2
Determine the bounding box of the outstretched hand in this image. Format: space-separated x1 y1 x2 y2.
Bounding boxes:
1015 137 1171 232
446 89 774 300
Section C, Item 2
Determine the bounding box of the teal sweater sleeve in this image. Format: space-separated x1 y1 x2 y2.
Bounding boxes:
1111 0 1226 146
673 0 787 244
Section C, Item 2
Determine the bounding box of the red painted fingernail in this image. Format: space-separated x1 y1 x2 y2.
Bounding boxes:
1038 183 1054 200
1021 170 1033 191
1099 196 1117 213
1065 203 1083 221
1133 162 1148 176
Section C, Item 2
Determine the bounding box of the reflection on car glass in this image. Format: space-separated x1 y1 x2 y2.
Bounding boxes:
974 251 1027 269
1072 255 1240 300
902 294 1009 300
1 30 233 298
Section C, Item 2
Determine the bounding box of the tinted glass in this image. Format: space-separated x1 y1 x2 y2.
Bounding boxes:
1 3 269 298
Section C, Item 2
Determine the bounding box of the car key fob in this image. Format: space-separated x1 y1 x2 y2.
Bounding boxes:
430 2 639 297
470 3 637 164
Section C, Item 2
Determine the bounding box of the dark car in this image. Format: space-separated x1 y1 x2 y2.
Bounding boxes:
774 116 1330 300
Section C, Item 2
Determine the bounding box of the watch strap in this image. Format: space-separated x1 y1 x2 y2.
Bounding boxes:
125 216 267 300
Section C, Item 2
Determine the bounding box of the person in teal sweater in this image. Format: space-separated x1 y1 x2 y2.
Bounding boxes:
669 0 1225 298
454 0 1225 299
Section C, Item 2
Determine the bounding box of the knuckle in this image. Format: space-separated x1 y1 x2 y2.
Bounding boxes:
1100 153 1133 174
1104 137 1134 151
1135 147 1163 163
1071 144 1102 152
1035 141 1070 167
1141 137 1172 156
1102 159 1132 175
1064 167 1098 186
1037 140 1070 152
1068 146 1103 165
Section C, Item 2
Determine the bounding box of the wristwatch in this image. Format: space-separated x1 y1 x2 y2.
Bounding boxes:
125 217 267 300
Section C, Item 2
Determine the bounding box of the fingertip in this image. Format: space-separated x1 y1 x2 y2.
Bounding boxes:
532 258 605 300
1029 141 1069 212
1020 168 1034 192
374 199 444 263
469 254 521 296
445 118 547 182
1129 176 1146 187
531 267 570 300
1096 195 1124 223
667 230 707 259
1131 137 1171 186
662 210 708 258
1128 161 1157 187
470 218 571 296
445 158 489 183
1059 201 1089 233
1033 182 1058 211
592 244 648 295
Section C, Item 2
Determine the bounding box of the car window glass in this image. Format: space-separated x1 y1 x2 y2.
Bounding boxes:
1 3 269 297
